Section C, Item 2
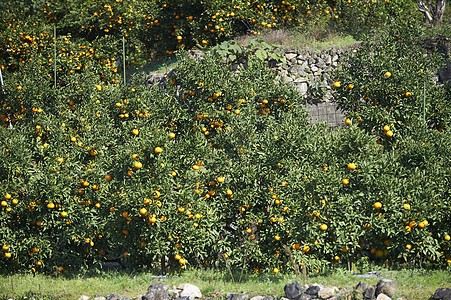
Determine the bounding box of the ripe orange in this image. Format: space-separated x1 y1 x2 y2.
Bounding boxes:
383 125 390 132
5 193 12 200
1 201 7 207
134 161 143 169
302 245 310 253
2 245 8 251
384 72 392 78
169 132 175 138
155 147 163 154
342 178 350 185
174 254 181 260
217 176 225 183
139 208 147 216
403 203 411 210
345 118 351 125
445 235 451 241
333 81 341 88
374 202 382 209
179 258 186 264
61 211 68 217
385 130 393 137
96 85 102 91
347 163 356 170
406 244 412 250
192 165 199 170
105 174 112 181
334 256 340 261
36 261 42 266
273 267 279 273
47 203 55 209
274 235 281 241
320 224 328 231
178 207 185 212
4 252 11 258
132 129 139 136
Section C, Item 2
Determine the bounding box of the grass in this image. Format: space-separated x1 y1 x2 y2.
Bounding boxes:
1 268 450 300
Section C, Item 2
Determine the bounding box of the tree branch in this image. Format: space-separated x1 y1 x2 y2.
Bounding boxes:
415 0 434 23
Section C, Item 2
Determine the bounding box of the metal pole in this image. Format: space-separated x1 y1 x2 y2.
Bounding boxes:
123 36 126 84
423 82 426 127
54 25 57 88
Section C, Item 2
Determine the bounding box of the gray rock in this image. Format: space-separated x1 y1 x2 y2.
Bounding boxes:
288 65 306 76
149 283 170 292
225 294 249 300
318 287 339 299
364 286 376 300
79 296 90 300
250 296 264 300
284 281 305 299
316 60 326 68
262 297 274 300
286 53 298 60
375 279 397 298
376 294 391 300
120 298 133 300
94 298 106 300
174 297 194 300
106 294 121 300
432 288 451 299
179 284 202 299
310 65 319 72
283 75 294 83
167 289 182 298
143 288 169 300
355 282 369 293
293 77 308 83
305 285 321 296
325 56 332 65
294 294 312 300
295 82 308 95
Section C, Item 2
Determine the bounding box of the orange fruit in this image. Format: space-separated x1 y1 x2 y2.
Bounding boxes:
406 244 412 250
217 176 224 183
178 207 185 212
246 228 252 233
383 125 390 132
345 118 351 125
134 161 143 169
47 203 55 209
179 258 186 264
105 174 112 181
4 252 11 258
374 202 382 209
334 256 340 261
192 165 199 170
154 147 163 154
174 254 181 260
347 163 356 170
342 178 350 185
403 203 411 210
139 208 147 216
61 211 68 217
36 261 42 266
132 129 139 136
445 235 450 241
273 267 279 273
303 245 310 253
333 81 341 88
1 201 7 207
169 132 175 138
274 235 281 241
385 130 393 137
5 193 12 200
320 224 328 231
384 72 391 78
2 245 8 251
96 85 102 91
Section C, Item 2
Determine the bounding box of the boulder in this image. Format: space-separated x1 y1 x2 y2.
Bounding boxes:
106 294 120 300
317 287 339 299
142 283 170 300
225 293 249 300
294 294 312 300
375 279 397 298
305 285 321 296
364 286 376 300
284 281 305 299
432 288 451 299
376 294 391 300
179 284 202 299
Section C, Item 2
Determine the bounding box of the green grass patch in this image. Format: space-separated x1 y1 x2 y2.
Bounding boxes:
1 268 450 300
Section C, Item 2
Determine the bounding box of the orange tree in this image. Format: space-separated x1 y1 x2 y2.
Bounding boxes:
1 35 451 275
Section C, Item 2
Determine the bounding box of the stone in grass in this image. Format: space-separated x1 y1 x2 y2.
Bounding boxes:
294 294 313 300
284 281 305 299
225 293 249 300
317 287 339 299
364 286 376 300
174 296 194 300
178 284 202 299
375 279 398 298
250 296 264 300
94 297 106 300
355 282 369 293
376 294 391 300
143 284 170 300
432 288 451 300
79 296 90 300
106 294 121 300
149 283 170 292
305 285 321 296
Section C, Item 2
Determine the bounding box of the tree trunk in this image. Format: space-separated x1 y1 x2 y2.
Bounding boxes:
415 0 446 26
